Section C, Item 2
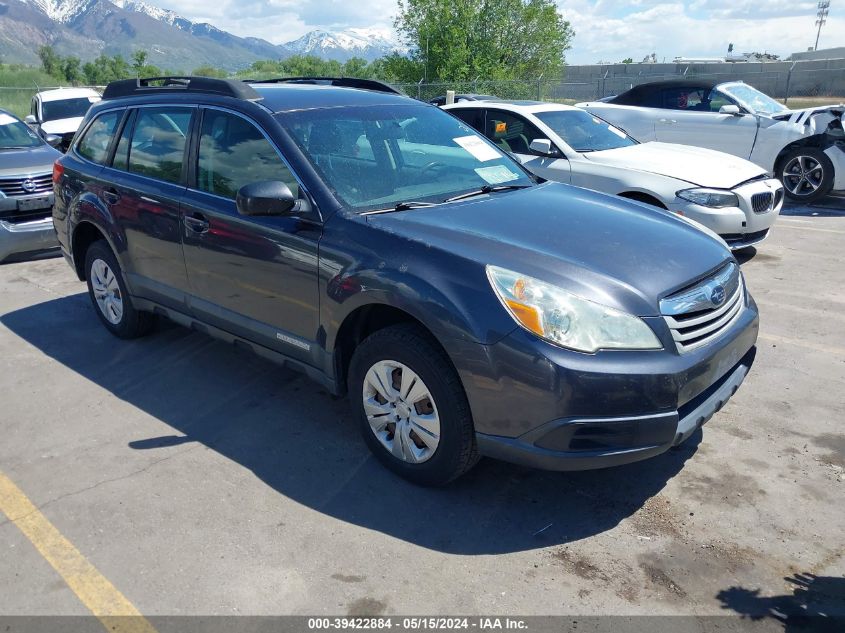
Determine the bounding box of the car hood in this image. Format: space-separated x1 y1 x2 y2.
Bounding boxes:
0 143 62 178
584 142 766 189
40 117 84 135
366 183 733 317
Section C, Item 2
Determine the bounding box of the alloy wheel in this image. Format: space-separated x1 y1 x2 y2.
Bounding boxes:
90 258 124 325
362 360 441 463
782 155 824 198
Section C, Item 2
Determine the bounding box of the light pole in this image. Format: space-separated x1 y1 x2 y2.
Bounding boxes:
815 1 830 51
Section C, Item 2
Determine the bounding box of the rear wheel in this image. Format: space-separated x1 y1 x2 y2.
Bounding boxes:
84 240 153 339
348 324 479 486
779 147 834 203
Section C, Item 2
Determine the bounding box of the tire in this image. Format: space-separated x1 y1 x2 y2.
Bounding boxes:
348 324 479 486
84 240 154 339
778 147 834 203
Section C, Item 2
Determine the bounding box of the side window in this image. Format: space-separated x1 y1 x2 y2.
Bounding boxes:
449 109 484 133
31 98 37 119
76 110 122 165
197 110 299 200
112 110 136 172
705 90 734 112
484 111 546 155
127 107 192 184
660 88 707 111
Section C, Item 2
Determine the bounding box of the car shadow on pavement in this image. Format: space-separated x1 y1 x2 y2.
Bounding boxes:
781 195 845 217
1 293 702 555
716 572 845 633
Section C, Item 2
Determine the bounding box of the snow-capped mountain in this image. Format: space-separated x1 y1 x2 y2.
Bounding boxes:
2 0 406 69
19 0 99 23
285 28 406 61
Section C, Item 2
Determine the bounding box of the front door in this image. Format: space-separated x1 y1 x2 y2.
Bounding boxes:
180 108 320 364
651 86 758 159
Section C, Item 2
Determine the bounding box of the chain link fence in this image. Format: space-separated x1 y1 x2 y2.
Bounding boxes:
394 60 845 106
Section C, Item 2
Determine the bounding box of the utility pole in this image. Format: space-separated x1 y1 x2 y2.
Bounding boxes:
815 1 830 51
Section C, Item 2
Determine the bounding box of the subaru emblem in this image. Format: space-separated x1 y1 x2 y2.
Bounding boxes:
710 285 726 306
22 178 37 193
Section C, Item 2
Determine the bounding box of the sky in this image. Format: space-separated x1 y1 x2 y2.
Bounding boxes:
153 0 844 64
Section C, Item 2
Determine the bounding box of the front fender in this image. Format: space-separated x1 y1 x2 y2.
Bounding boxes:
318 217 518 353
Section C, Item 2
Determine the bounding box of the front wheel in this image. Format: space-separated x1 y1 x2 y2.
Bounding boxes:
779 147 834 203
348 324 479 486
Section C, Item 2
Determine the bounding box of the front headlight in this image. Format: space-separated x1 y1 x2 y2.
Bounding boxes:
486 266 662 353
677 188 738 208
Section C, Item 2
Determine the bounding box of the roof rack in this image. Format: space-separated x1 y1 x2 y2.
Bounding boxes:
102 76 260 101
245 77 404 95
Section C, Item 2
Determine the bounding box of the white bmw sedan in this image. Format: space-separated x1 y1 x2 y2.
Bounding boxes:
443 100 783 250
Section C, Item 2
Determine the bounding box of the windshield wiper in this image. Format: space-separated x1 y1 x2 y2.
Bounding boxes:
362 200 439 215
444 184 532 203
0 146 32 150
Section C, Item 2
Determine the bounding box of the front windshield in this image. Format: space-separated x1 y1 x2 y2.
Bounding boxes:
534 110 636 152
280 104 533 211
719 84 787 115
0 113 43 149
41 96 99 122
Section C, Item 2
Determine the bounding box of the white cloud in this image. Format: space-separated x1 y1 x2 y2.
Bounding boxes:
133 0 844 63
559 1 844 64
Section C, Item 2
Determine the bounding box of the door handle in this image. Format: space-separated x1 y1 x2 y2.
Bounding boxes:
102 187 121 205
184 213 210 234
658 118 677 124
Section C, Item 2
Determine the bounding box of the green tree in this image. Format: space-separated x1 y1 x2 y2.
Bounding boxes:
621 57 633 64
62 56 82 84
38 45 62 79
192 65 228 78
394 0 573 82
132 50 148 76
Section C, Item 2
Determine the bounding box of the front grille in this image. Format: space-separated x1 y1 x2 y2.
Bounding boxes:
0 174 53 197
660 262 745 353
751 191 774 213
0 208 52 224
774 188 783 208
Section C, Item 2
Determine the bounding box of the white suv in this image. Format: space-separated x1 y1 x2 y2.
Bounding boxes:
26 87 101 152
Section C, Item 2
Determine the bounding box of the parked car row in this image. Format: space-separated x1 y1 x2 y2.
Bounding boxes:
443 100 783 250
49 76 761 484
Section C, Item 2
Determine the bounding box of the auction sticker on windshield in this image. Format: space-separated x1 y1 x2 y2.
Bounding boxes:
454 135 501 162
475 165 519 184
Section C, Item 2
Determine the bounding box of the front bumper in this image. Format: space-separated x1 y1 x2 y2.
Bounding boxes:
673 178 783 250
0 217 59 262
455 295 759 471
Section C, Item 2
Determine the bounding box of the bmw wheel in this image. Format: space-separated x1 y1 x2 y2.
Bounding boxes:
348 324 479 485
779 147 834 203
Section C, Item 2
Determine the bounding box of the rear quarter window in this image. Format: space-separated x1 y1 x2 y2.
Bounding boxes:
76 111 122 164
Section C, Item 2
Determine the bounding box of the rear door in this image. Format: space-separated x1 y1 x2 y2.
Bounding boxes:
483 109 572 183
180 107 320 364
101 105 194 308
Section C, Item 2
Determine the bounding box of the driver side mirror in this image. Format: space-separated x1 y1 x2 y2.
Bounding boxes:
236 181 298 217
529 138 559 157
44 134 62 149
24 114 38 125
719 104 743 116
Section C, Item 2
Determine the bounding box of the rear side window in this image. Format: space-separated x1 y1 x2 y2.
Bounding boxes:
450 108 484 132
197 110 299 200
76 111 122 164
127 107 192 184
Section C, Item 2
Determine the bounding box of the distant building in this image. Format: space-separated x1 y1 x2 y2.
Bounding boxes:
788 46 845 61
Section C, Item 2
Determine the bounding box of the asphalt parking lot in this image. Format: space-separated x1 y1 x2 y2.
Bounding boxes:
0 198 843 628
